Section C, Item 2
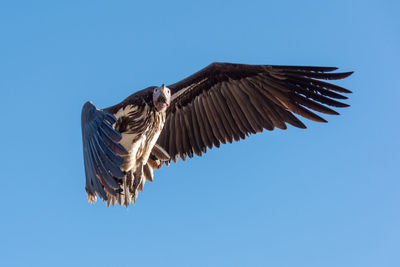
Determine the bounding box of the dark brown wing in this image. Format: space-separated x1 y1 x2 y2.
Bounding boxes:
81 101 128 203
156 62 353 163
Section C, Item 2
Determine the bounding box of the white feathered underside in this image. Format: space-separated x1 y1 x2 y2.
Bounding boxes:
113 103 165 204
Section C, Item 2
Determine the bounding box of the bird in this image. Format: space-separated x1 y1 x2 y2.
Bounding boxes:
81 62 353 207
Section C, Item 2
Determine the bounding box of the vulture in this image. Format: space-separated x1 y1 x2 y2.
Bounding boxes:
81 62 353 207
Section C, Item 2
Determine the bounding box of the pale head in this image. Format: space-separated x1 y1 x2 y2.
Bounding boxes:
153 84 171 112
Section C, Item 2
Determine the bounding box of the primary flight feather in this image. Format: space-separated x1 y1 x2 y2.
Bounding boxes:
81 62 353 207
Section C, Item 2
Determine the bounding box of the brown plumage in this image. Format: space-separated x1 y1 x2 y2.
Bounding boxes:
81 62 353 207
157 63 353 163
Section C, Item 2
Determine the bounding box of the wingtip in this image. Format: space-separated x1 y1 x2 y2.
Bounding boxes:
323 66 339 72
342 71 354 78
83 101 95 109
86 188 97 204
339 86 353 94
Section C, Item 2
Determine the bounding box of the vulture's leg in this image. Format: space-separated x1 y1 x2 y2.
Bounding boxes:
126 170 133 192
131 165 143 203
123 170 133 206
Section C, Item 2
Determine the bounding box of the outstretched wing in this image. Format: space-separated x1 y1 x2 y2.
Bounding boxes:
81 101 127 203
156 62 353 163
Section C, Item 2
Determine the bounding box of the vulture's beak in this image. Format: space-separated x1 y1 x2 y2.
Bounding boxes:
157 84 170 106
158 85 168 102
154 84 171 111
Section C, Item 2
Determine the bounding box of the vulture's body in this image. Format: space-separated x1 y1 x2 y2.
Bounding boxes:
81 62 353 207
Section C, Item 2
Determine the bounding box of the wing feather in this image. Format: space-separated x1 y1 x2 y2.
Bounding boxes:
212 89 244 140
181 105 198 156
202 92 226 144
173 108 183 162
88 139 119 193
156 62 352 163
285 73 353 93
230 82 264 133
160 116 171 153
263 102 288 130
194 96 214 148
188 103 205 155
168 114 177 162
239 79 274 131
178 108 191 160
192 97 210 151
81 102 127 203
198 95 220 148
220 82 254 135
207 90 233 143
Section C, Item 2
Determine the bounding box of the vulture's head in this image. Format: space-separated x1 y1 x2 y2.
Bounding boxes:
153 84 171 112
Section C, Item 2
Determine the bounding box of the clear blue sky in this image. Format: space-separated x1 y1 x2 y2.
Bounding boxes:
1 1 399 266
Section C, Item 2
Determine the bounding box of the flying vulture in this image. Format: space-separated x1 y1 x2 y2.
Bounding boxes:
81 62 353 207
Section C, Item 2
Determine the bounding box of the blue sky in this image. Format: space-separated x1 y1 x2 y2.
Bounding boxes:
1 1 399 266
